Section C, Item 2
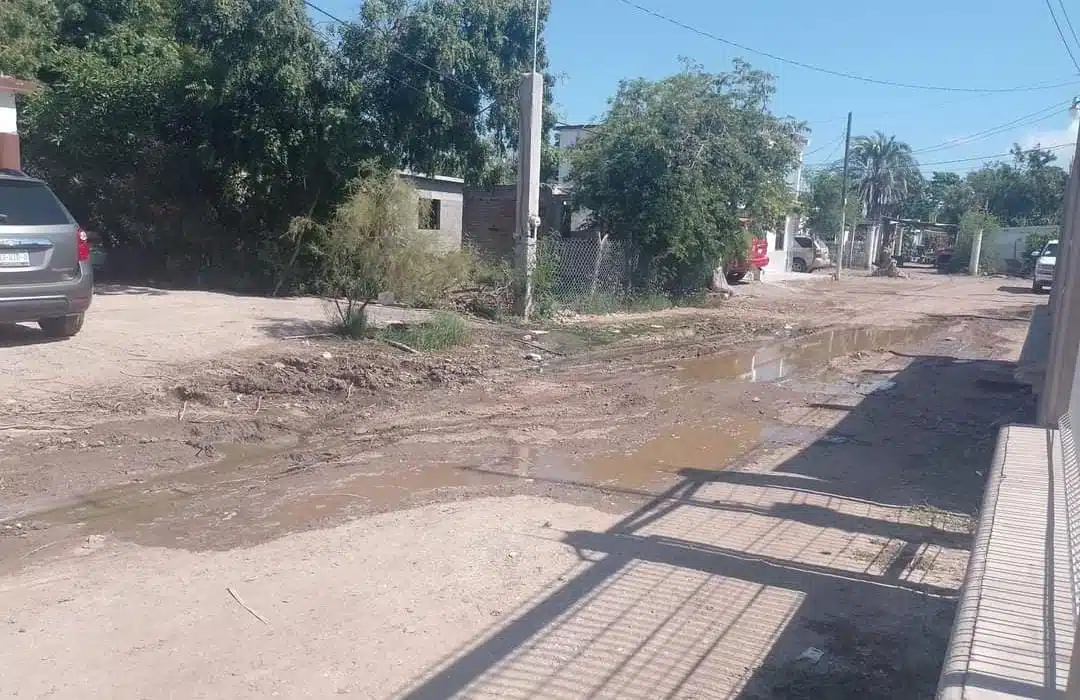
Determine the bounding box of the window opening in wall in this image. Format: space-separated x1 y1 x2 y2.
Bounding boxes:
419 198 441 230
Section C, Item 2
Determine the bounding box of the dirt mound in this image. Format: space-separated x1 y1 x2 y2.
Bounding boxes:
183 348 489 406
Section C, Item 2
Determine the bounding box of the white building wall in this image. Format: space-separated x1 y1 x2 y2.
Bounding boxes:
993 225 1058 265
0 92 16 135
555 126 592 185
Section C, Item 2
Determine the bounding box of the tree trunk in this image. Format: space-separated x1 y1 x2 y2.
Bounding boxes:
710 258 733 298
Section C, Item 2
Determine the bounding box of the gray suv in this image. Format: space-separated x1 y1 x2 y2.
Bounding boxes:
0 170 92 338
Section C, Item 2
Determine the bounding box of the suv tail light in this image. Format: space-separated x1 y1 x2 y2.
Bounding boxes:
76 227 90 263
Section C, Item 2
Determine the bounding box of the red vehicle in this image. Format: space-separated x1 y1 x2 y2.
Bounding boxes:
725 236 770 283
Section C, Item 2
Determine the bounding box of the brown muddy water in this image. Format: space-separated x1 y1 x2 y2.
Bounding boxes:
2 324 933 554
674 324 934 383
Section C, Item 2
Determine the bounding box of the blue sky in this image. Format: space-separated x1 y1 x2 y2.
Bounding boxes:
322 0 1080 173
545 0 1080 173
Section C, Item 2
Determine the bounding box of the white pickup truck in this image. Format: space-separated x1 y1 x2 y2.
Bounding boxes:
1033 239 1058 294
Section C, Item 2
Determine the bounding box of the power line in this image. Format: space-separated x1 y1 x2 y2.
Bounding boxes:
613 0 1079 93
1059 0 1080 54
1046 0 1080 72
912 99 1072 154
802 141 1076 171
805 92 1005 128
305 0 486 100
819 133 846 165
802 131 844 158
920 141 1075 166
303 0 501 120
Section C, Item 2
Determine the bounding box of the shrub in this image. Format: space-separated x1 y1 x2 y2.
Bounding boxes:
378 312 471 351
295 168 473 333
1022 229 1056 276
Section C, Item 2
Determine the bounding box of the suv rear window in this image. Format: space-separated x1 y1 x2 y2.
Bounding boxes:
0 180 70 226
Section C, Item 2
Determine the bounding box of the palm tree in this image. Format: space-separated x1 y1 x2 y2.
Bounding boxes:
850 132 918 271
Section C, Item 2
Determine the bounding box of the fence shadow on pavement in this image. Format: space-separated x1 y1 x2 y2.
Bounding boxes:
391 350 1034 700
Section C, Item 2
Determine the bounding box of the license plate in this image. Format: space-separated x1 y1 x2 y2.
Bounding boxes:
0 251 29 267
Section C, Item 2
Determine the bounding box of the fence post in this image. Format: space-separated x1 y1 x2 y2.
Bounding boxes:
589 232 608 298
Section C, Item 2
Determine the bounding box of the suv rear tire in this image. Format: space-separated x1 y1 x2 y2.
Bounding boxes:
39 313 84 339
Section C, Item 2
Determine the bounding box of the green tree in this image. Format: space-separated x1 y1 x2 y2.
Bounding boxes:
963 145 1067 226
336 0 556 184
802 168 861 241
0 0 60 77
6 0 551 291
570 61 804 292
849 131 919 269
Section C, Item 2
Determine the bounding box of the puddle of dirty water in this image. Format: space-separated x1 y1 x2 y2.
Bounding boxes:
676 325 934 384
4 325 941 554
17 437 309 531
552 416 763 490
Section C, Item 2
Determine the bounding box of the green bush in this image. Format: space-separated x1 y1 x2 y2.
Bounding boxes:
335 305 369 339
530 237 559 319
378 312 471 351
1022 230 1056 275
949 210 1001 275
297 169 474 333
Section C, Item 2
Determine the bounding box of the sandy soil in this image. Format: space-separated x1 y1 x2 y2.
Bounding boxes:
0 268 1043 699
0 286 431 404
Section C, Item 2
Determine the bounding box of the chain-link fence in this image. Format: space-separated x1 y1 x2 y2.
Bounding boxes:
539 235 638 305
826 238 872 271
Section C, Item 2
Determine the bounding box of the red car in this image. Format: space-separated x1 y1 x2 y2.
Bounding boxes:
726 236 770 283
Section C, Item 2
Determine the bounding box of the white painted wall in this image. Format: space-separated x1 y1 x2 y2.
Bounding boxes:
992 225 1058 263
555 126 592 184
0 92 17 135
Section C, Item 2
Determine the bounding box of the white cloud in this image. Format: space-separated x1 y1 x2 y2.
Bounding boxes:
1020 116 1079 151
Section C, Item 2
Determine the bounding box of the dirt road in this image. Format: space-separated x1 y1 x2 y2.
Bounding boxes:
0 269 1042 698
0 286 430 404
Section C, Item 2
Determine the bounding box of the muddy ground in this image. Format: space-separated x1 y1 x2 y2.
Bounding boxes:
0 268 1043 699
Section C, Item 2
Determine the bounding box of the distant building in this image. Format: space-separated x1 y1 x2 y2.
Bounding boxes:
0 75 37 170
553 123 598 185
398 171 464 251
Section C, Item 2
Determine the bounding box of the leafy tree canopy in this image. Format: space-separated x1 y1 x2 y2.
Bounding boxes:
569 60 805 285
1 0 552 290
902 146 1066 227
802 168 862 241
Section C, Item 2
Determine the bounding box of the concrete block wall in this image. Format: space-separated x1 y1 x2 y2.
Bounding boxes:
463 185 571 262
464 186 517 261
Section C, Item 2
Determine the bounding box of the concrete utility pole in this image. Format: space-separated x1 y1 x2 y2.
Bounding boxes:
968 224 984 277
514 71 543 318
834 112 852 280
968 201 988 277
